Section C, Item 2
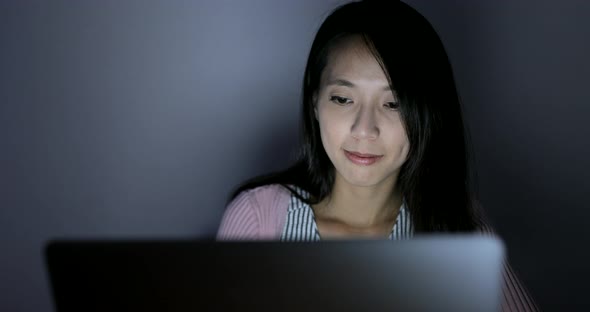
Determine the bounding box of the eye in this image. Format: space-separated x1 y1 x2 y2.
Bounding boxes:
329 95 352 105
384 101 400 110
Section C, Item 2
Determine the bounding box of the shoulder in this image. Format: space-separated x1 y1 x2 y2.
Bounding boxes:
232 184 292 216
470 202 539 311
216 184 292 240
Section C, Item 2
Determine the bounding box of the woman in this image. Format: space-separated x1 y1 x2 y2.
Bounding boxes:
217 1 538 311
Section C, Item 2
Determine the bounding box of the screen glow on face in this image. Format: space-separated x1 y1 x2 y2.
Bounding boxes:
315 36 409 189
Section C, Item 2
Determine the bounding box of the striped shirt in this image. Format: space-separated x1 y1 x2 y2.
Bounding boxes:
280 186 412 241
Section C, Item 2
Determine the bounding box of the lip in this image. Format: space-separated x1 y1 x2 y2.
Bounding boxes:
343 150 383 166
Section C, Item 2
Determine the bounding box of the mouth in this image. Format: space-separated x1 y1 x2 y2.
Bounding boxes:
343 150 383 166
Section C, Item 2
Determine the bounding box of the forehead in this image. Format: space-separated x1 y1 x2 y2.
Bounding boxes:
322 36 388 83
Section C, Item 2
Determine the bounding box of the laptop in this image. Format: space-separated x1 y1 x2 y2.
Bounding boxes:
45 235 504 312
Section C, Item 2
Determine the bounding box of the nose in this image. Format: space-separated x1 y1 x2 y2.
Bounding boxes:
351 105 379 140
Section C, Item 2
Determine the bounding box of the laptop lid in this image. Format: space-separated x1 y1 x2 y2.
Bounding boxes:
45 235 504 312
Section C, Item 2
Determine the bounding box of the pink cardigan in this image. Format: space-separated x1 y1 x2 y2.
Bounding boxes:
217 184 539 311
217 184 291 240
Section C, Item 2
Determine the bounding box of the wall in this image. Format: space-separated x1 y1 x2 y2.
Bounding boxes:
1 1 588 310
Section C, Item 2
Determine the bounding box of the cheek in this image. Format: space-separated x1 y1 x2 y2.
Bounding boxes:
400 139 410 162
385 124 410 160
318 111 347 152
399 135 411 164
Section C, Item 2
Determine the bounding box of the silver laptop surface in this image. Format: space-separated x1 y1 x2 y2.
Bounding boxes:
45 235 504 312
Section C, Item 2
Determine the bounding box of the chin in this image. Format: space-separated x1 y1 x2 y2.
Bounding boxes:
337 165 399 189
341 173 383 188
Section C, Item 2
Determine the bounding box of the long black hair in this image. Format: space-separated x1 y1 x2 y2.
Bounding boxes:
230 0 482 232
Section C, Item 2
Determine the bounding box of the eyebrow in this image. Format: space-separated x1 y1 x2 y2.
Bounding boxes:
326 78 392 91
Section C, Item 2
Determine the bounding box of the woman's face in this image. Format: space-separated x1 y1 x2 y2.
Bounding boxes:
315 36 410 189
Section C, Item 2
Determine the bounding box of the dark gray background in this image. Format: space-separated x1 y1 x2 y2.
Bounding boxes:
1 1 588 311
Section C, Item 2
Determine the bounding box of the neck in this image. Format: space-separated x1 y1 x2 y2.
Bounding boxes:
315 173 403 227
